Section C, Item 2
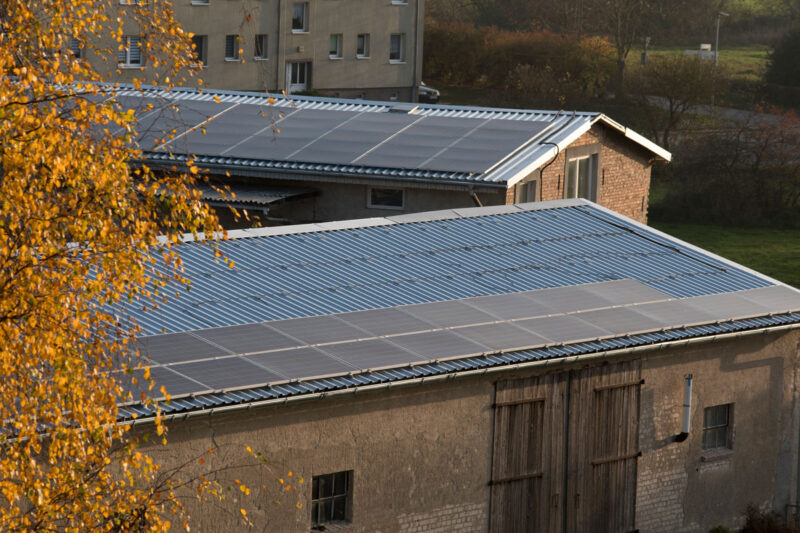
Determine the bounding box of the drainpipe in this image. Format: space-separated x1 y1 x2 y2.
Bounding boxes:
675 374 692 442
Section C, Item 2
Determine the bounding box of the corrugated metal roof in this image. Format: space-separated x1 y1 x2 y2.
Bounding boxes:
197 184 313 206
102 85 668 187
113 200 774 336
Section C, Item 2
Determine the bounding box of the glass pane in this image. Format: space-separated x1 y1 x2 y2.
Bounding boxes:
332 496 347 521
577 157 590 199
312 476 319 500
370 188 403 207
566 160 577 198
333 471 348 496
292 3 306 30
329 35 337 55
311 502 319 525
322 500 333 522
357 35 364 54
318 473 332 498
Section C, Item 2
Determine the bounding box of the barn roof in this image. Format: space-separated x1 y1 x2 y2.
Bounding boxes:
115 200 800 421
104 85 670 188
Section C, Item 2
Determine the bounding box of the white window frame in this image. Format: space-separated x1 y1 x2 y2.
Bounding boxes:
225 34 240 61
516 175 540 203
564 150 598 202
254 34 268 60
329 34 342 59
356 33 370 58
389 33 404 63
118 35 143 68
367 187 405 210
292 3 309 33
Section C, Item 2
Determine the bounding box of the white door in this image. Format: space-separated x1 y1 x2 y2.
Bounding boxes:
286 62 310 93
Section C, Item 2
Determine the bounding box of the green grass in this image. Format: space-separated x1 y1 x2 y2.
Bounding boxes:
630 44 770 82
648 222 800 288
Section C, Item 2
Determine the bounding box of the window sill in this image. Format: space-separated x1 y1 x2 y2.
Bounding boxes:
700 448 733 463
389 60 406 65
329 56 342 60
356 55 370 60
292 30 309 35
224 58 241 62
118 64 144 69
367 204 405 211
190 1 209 5
254 57 269 61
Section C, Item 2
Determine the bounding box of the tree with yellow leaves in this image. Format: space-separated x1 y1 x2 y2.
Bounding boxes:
0 0 226 530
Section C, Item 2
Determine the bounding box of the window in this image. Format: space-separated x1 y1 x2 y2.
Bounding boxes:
702 404 732 450
565 153 598 201
254 34 268 60
118 35 142 67
225 35 240 61
68 37 82 59
286 61 311 93
516 177 540 203
311 471 352 527
356 33 370 58
328 34 342 58
191 35 207 66
389 33 404 63
292 3 308 33
368 187 404 209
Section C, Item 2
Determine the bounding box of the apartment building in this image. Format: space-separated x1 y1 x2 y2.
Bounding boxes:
103 0 424 100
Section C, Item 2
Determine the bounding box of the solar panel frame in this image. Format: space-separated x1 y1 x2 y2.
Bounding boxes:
131 333 230 364
316 339 429 369
193 323 299 355
168 357 284 391
515 314 612 343
245 346 354 380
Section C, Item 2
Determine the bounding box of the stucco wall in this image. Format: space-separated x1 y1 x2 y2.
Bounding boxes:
90 0 423 96
141 329 800 531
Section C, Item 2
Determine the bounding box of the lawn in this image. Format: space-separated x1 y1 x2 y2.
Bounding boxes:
629 44 770 82
648 222 800 288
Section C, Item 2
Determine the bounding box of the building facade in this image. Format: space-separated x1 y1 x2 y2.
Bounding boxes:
103 0 424 99
116 200 800 531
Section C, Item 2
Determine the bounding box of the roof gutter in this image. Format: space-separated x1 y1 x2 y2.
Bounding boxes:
123 322 798 428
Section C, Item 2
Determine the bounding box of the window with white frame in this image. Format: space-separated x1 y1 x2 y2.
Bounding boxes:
191 35 207 66
311 471 352 526
118 36 142 67
702 404 733 450
356 33 370 58
254 34 268 60
368 187 404 209
564 152 598 201
516 176 540 203
68 37 82 59
225 35 240 61
292 3 308 33
389 34 404 63
329 34 342 58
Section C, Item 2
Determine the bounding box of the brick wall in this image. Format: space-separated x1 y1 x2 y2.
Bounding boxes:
398 502 487 532
507 125 655 223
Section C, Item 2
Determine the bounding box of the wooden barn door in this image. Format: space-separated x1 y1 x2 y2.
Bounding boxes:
490 373 566 533
566 360 642 533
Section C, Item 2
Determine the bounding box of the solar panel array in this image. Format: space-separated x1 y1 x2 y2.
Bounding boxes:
113 204 773 336
122 282 800 399
125 96 550 174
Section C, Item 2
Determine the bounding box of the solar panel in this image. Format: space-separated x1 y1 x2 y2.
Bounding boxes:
572 307 663 335
194 323 298 354
468 292 555 320
581 279 672 305
339 308 432 336
402 300 497 328
179 104 281 157
525 285 617 314
736 285 800 312
246 347 353 379
631 300 717 328
420 119 549 173
317 339 426 369
269 316 367 345
516 315 612 343
141 100 232 152
118 365 209 399
389 330 486 359
292 111 418 164
684 292 772 321
223 109 360 160
452 322 549 351
169 357 282 391
131 333 229 364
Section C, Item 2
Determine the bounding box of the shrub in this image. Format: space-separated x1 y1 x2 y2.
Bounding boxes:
766 27 800 87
